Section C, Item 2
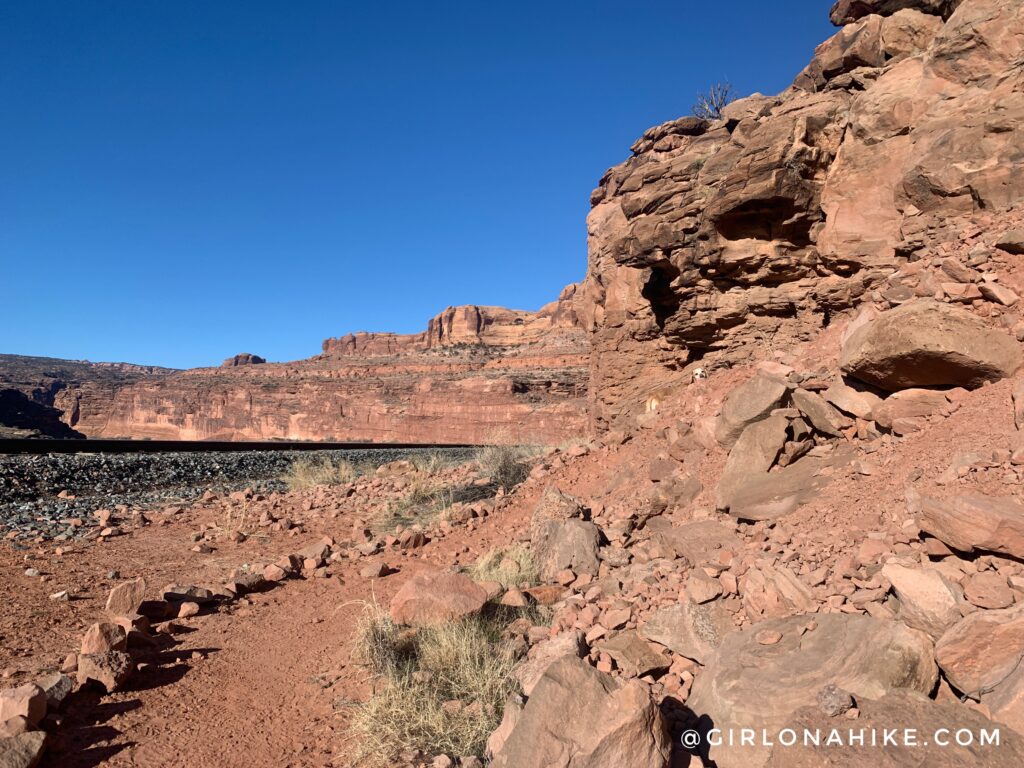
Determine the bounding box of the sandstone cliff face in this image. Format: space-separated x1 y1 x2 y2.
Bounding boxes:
46 288 588 444
582 0 1024 429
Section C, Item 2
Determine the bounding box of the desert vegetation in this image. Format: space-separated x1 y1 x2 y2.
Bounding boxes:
470 544 538 588
281 455 359 491
349 604 521 765
692 80 735 119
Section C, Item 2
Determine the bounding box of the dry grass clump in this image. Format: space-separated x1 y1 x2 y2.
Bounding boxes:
350 605 520 765
409 451 452 475
281 455 358 491
474 443 536 491
471 544 538 588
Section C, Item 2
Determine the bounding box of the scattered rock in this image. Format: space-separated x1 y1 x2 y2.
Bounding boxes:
77 651 134 693
881 563 962 639
0 731 46 768
80 622 128 655
106 577 147 617
0 684 46 728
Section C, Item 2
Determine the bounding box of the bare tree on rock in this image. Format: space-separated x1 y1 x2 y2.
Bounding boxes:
693 81 736 120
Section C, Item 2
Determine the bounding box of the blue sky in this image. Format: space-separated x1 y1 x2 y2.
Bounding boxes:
0 2 834 368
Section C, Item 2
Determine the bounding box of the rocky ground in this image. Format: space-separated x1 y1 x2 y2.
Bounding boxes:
0 448 474 542
6 0 1024 766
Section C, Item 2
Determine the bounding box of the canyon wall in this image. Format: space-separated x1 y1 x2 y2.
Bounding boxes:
33 287 588 444
581 0 1024 429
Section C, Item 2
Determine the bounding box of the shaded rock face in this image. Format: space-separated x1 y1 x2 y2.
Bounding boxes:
582 0 1024 428
18 290 588 444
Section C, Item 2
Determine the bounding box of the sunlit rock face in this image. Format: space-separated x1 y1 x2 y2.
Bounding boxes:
581 0 1024 429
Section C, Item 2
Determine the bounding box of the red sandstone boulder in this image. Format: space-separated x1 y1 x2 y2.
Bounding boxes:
0 684 46 728
77 651 134 693
916 494 1024 560
840 301 1023 391
491 657 670 768
765 689 1024 767
81 622 127 655
105 577 147 617
388 571 487 627
935 603 1024 698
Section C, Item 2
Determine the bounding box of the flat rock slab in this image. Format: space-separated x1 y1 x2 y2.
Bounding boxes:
639 600 734 664
840 300 1022 391
763 689 1024 767
936 602 1024 698
388 570 487 627
917 494 1024 559
597 630 670 678
688 613 937 768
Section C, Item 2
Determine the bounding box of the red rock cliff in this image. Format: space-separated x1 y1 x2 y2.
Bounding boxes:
49 287 589 444
582 0 1024 429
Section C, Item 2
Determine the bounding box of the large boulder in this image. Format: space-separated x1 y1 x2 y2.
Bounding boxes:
530 488 601 581
763 689 1024 767
688 614 938 768
917 494 1024 560
388 570 487 627
716 415 789 509
0 684 46 728
840 301 1022 391
515 631 588 696
936 603 1024 698
490 657 670 768
715 375 789 447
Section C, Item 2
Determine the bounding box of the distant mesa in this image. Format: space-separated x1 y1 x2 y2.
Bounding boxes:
221 353 266 367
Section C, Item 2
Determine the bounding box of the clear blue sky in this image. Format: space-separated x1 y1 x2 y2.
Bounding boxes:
0 2 834 369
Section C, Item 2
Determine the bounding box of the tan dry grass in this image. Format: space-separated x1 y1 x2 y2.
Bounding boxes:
350 605 520 765
281 455 358 491
471 544 538 588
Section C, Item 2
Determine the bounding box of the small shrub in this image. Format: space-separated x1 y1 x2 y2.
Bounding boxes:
472 544 538 588
475 443 533 491
693 81 736 120
350 615 520 765
281 455 357 491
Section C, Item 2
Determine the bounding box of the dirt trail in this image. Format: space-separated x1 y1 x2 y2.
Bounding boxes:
50 574 361 766
7 480 531 768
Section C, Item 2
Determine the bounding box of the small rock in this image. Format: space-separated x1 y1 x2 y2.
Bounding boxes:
81 623 127 655
0 683 47 727
77 651 134 693
755 630 783 645
817 684 855 717
177 601 201 619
